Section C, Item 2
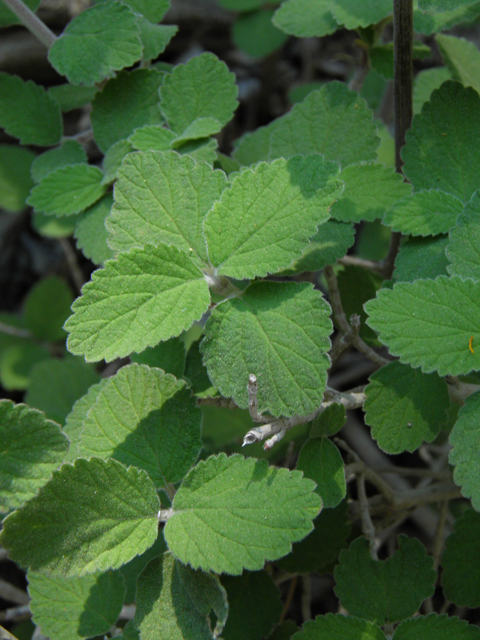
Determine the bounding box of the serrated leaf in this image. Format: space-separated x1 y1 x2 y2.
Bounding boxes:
175 138 219 164
334 535 435 624
0 400 68 513
128 124 177 151
27 164 106 216
449 390 480 510
64 380 108 463
0 73 62 145
296 438 346 508
0 0 40 26
0 144 35 213
164 453 322 574
365 276 480 376
331 0 392 29
78 364 202 489
413 67 452 115
447 191 480 278
205 155 343 279
137 19 177 61
310 403 346 438
48 1 142 86
291 613 386 640
384 190 464 236
402 81 480 202
273 0 339 38
28 570 125 640
0 457 160 577
364 361 450 454
201 281 332 417
393 235 450 283
131 336 186 378
233 9 288 59
91 69 165 153
330 162 411 223
394 614 480 640
171 117 222 147
160 52 238 134
74 194 115 265
442 509 480 607
65 244 211 363
31 141 87 183
436 33 480 96
101 140 134 185
134 553 228 640
107 150 227 264
48 84 98 112
23 276 73 341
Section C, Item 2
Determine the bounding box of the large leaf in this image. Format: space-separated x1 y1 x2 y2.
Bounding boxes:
442 509 480 607
394 614 480 640
291 613 386 640
65 244 211 363
164 453 322 574
447 191 480 278
449 390 480 510
201 281 332 417
0 458 160 577
383 190 464 236
273 0 339 38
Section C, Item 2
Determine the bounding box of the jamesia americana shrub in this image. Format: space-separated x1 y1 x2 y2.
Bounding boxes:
2 0 480 638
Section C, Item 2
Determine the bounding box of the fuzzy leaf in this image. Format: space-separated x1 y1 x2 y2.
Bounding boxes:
48 2 142 86
31 141 87 183
164 453 322 574
65 244 211 363
296 438 346 508
384 190 464 236
365 276 480 376
74 194 115 265
394 614 480 640
393 236 450 283
442 510 480 607
64 380 108 463
273 0 339 38
171 117 222 146
449 390 480 510
291 613 386 640
128 124 176 151
436 33 480 96
204 155 343 279
201 281 332 418
331 0 392 29
447 191 480 278
23 276 73 341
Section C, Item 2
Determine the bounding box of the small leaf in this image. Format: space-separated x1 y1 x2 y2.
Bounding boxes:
120 535 167 604
65 244 211 363
413 67 452 115
273 0 339 38
0 400 68 513
0 457 160 577
384 190 464 236
170 117 222 147
137 19 177 61
131 336 186 378
32 212 78 239
0 144 35 213
164 453 322 574
334 535 436 624
128 124 176 151
233 9 288 59
74 194 115 265
48 84 98 112
291 613 386 640
48 1 142 86
436 33 480 96
310 403 346 438
184 340 217 398
201 281 332 417
31 141 87 183
0 342 50 392
123 0 170 22
442 509 480 607
449 390 480 510
394 614 480 640
297 438 346 508
447 191 480 278
0 0 40 26
0 73 62 146
337 265 383 345
101 140 134 185
331 0 392 29
23 276 73 341
393 236 450 283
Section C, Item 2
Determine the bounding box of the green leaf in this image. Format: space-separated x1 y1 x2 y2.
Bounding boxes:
233 9 288 59
334 535 435 624
74 194 115 265
48 84 98 112
331 0 392 28
442 509 480 607
0 144 35 213
291 613 386 640
393 614 480 640
449 390 480 510
107 150 227 264
48 1 142 86
310 403 346 438
23 276 73 341
184 340 217 398
0 73 62 146
413 67 452 115
365 276 480 376
101 140 134 186
0 400 68 513
170 117 223 147
273 0 339 38
31 141 87 183
160 52 238 134
447 191 480 278
134 553 228 639
402 81 480 202
78 364 202 489
28 570 125 640
330 162 411 223
91 69 165 153
120 534 167 603
0 457 160 577
201 281 332 417
32 211 79 238
337 265 383 345
205 155 343 279
218 0 264 8
65 244 211 363
121 0 170 22
384 190 464 236
128 124 177 151
296 438 346 508
419 0 478 9
414 2 480 35
27 164 106 216
63 380 108 463
137 19 177 61
364 361 450 454
0 0 40 26
174 138 219 164
25 357 101 426
164 453 322 574
436 34 480 96
0 342 50 392
370 43 431 80
131 336 186 378
393 236 450 283
221 571 282 640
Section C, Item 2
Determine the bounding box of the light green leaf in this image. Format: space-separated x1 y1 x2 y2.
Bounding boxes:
91 69 165 153
436 34 480 96
334 535 435 624
28 570 125 640
78 364 202 489
0 0 40 26
296 437 346 508
23 276 73 341
233 9 288 59
171 117 222 147
402 81 480 202
310 403 346 438
201 281 332 417
128 124 177 151
74 194 115 265
0 144 35 213
413 67 452 115
0 457 160 577
48 1 142 86
174 138 219 164
384 190 463 236
160 52 239 133
101 140 134 185
414 1 480 35
134 553 228 640
27 164 106 216
107 150 227 264
365 276 480 376
449 390 480 510
291 613 386 640
364 361 450 454
31 141 87 183
205 155 343 279
442 510 480 607
331 0 392 28
131 336 186 378
137 18 177 61
0 73 62 146
65 244 211 363
0 400 68 513
330 162 411 223
447 191 480 278
394 614 480 640
63 380 108 463
164 453 322 574
393 236 450 283
48 84 98 112
273 0 339 37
